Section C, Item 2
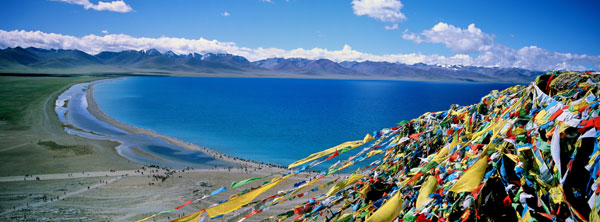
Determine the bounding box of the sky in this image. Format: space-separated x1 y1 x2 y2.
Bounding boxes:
0 0 599 71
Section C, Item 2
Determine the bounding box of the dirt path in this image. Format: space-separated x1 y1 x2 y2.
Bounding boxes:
0 170 138 183
0 143 29 152
0 168 271 183
40 82 72 136
0 176 123 216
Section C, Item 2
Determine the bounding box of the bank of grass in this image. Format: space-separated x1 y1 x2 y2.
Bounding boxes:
0 76 96 129
37 140 92 155
0 75 139 176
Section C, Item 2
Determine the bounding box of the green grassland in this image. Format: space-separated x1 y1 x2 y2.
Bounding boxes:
0 76 93 129
0 76 138 176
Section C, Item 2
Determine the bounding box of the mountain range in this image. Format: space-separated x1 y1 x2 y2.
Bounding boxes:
0 47 543 82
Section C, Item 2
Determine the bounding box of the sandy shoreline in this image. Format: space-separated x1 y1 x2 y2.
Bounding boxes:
0 77 331 221
85 79 288 171
0 76 348 221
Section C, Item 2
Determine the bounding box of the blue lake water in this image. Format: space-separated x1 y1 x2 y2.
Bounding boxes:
56 81 233 169
94 77 516 167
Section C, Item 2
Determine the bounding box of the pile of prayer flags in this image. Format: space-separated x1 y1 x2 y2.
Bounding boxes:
165 71 600 222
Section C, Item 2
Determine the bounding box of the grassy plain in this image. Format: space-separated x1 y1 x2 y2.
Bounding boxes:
0 76 138 176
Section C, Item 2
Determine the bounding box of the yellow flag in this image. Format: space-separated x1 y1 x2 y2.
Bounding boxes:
535 109 548 125
206 174 291 218
365 191 403 222
505 153 519 163
367 150 384 158
469 122 497 142
169 209 204 222
590 207 600 222
450 133 460 148
449 156 488 193
490 120 508 142
360 184 370 197
337 213 354 222
270 176 282 183
329 162 355 175
519 210 531 222
319 183 327 189
288 139 365 169
363 133 375 143
573 100 589 112
136 214 156 222
326 174 365 197
416 175 437 209
548 186 565 204
432 147 450 164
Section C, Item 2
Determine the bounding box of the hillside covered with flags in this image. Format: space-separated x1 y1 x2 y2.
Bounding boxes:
157 71 600 222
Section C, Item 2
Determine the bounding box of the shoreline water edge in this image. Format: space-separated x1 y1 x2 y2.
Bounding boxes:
56 78 287 171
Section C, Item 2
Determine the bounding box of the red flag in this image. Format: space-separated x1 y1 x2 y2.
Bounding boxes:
175 200 193 210
326 150 340 160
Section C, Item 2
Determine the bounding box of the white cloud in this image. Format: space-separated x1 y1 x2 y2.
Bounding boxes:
222 12 230 16
384 24 398 30
402 22 495 53
101 30 109 34
0 29 598 71
52 0 133 13
352 0 406 23
401 22 600 70
471 45 600 71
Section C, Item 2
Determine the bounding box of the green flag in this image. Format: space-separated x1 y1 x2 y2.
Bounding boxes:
397 120 410 126
231 177 262 188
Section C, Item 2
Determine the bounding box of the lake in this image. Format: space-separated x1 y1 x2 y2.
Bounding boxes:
94 77 516 167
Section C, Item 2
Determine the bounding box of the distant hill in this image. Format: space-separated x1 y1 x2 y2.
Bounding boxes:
0 47 543 82
252 58 364 76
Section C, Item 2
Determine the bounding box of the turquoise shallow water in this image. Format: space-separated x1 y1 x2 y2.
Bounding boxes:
93 77 515 167
56 81 233 168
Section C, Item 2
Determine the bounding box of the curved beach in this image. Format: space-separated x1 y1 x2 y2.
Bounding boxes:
0 76 324 222
82 79 286 170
